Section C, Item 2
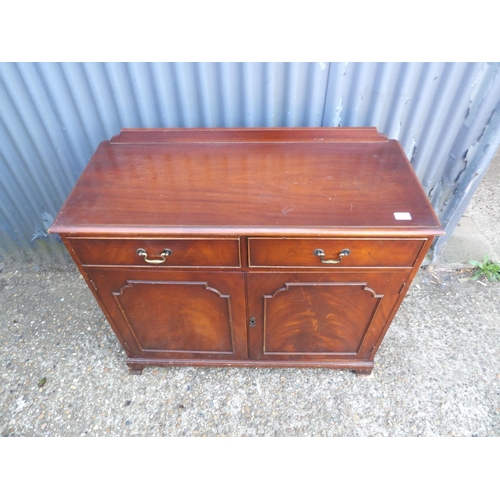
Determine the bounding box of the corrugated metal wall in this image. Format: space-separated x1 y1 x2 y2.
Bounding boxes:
1 62 500 265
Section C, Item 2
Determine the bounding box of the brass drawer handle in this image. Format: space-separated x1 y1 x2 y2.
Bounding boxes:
313 248 350 264
137 248 172 264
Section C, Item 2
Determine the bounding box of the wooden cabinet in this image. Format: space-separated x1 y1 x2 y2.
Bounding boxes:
50 128 443 376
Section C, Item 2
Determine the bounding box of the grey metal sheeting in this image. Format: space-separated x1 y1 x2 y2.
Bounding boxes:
1 62 500 264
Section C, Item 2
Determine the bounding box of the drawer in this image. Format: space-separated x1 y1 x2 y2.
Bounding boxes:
248 238 425 268
68 238 241 267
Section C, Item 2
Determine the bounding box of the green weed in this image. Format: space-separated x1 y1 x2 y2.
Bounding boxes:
468 255 500 283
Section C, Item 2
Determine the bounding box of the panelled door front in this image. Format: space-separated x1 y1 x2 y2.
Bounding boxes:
247 272 408 362
86 269 248 361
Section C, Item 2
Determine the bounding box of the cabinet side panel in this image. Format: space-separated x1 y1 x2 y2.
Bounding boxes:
365 237 435 361
61 236 138 357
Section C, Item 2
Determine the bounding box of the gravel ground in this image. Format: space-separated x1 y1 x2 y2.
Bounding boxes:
0 261 498 437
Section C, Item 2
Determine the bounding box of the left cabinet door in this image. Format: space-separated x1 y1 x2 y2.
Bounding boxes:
85 269 248 361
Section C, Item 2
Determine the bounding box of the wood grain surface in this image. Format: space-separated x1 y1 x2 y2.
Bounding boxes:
50 128 442 237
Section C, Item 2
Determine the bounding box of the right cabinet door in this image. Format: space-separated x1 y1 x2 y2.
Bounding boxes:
247 271 409 362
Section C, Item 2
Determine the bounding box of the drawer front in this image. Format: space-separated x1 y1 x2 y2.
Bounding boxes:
68 238 241 267
248 238 425 268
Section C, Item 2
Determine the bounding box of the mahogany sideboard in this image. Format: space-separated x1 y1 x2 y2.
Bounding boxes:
49 128 444 376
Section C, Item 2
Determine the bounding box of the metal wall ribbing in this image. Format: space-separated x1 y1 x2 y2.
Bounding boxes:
1 62 499 264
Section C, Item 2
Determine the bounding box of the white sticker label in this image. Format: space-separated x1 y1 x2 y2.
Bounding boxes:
394 212 412 220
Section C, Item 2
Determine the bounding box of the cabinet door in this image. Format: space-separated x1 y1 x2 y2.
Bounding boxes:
247 272 408 362
85 269 248 360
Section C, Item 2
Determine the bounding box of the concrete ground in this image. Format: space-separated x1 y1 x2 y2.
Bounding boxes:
1 156 499 437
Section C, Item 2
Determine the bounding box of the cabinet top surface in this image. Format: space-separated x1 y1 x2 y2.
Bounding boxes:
50 128 443 236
